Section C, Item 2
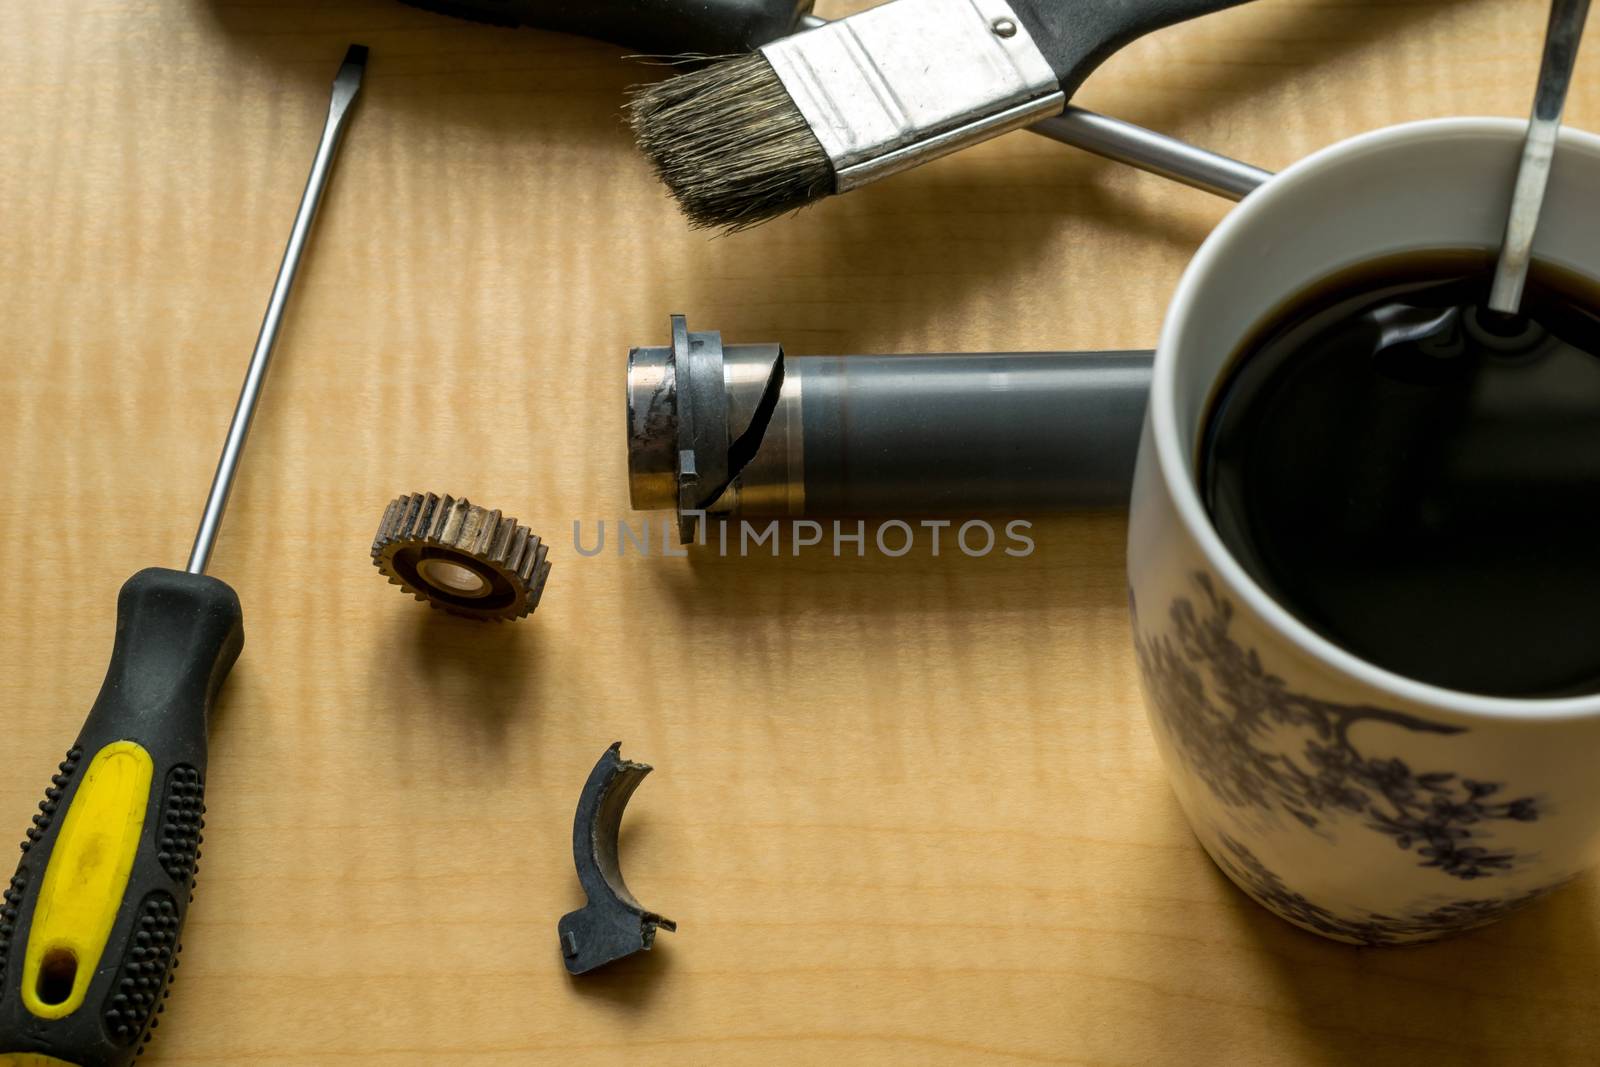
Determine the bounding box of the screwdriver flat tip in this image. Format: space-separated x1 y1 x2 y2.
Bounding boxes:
336 44 368 95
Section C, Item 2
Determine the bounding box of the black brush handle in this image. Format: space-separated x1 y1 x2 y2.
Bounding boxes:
1011 0 1259 95
398 0 815 53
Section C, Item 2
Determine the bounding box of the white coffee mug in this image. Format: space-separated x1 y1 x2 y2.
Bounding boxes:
1129 118 1600 945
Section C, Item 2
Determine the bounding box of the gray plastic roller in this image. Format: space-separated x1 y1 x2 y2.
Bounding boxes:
627 316 1152 542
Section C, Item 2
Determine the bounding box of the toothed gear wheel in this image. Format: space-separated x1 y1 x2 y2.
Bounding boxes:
372 493 551 621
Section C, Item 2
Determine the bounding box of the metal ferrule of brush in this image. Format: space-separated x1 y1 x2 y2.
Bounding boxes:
761 0 1065 192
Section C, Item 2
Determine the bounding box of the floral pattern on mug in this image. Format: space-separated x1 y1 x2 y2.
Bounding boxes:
1209 834 1553 946
1134 572 1541 880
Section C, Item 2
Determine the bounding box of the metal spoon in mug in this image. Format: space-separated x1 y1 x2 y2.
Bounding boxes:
1488 0 1592 314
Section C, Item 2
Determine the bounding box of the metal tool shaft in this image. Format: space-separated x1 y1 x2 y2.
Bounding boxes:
1488 0 1589 314
800 13 1270 201
1032 107 1269 200
186 46 367 574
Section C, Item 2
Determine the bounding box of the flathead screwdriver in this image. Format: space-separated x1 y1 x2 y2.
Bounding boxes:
0 44 366 1067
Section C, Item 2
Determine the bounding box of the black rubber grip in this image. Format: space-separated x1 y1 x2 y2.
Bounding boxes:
0 568 243 1067
1012 0 1258 94
398 0 815 53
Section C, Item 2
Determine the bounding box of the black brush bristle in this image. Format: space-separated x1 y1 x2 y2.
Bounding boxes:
627 54 835 231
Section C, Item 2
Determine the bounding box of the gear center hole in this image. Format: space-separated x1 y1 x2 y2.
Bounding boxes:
417 558 492 599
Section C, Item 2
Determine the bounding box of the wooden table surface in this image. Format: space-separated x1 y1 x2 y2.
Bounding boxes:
3 1 1599 1063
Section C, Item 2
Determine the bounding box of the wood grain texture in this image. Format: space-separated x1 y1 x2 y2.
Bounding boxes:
2 0 1599 1063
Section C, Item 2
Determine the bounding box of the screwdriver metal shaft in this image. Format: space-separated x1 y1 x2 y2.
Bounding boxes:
0 46 367 1067
187 45 368 574
1031 106 1270 201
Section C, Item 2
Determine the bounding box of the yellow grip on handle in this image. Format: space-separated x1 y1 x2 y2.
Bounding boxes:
20 743 153 1021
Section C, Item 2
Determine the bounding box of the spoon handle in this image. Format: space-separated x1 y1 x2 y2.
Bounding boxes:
1489 0 1592 314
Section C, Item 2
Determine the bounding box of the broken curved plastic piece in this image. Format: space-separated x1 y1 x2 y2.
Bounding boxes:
558 744 677 975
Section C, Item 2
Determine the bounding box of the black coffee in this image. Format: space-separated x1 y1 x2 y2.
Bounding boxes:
1201 251 1600 698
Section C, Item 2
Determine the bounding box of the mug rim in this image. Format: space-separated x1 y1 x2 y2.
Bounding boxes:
1151 116 1600 723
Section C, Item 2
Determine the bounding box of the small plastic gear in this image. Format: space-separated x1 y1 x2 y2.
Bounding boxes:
372 493 551 621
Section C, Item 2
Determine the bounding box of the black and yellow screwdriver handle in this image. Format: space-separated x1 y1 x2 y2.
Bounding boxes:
0 569 243 1067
